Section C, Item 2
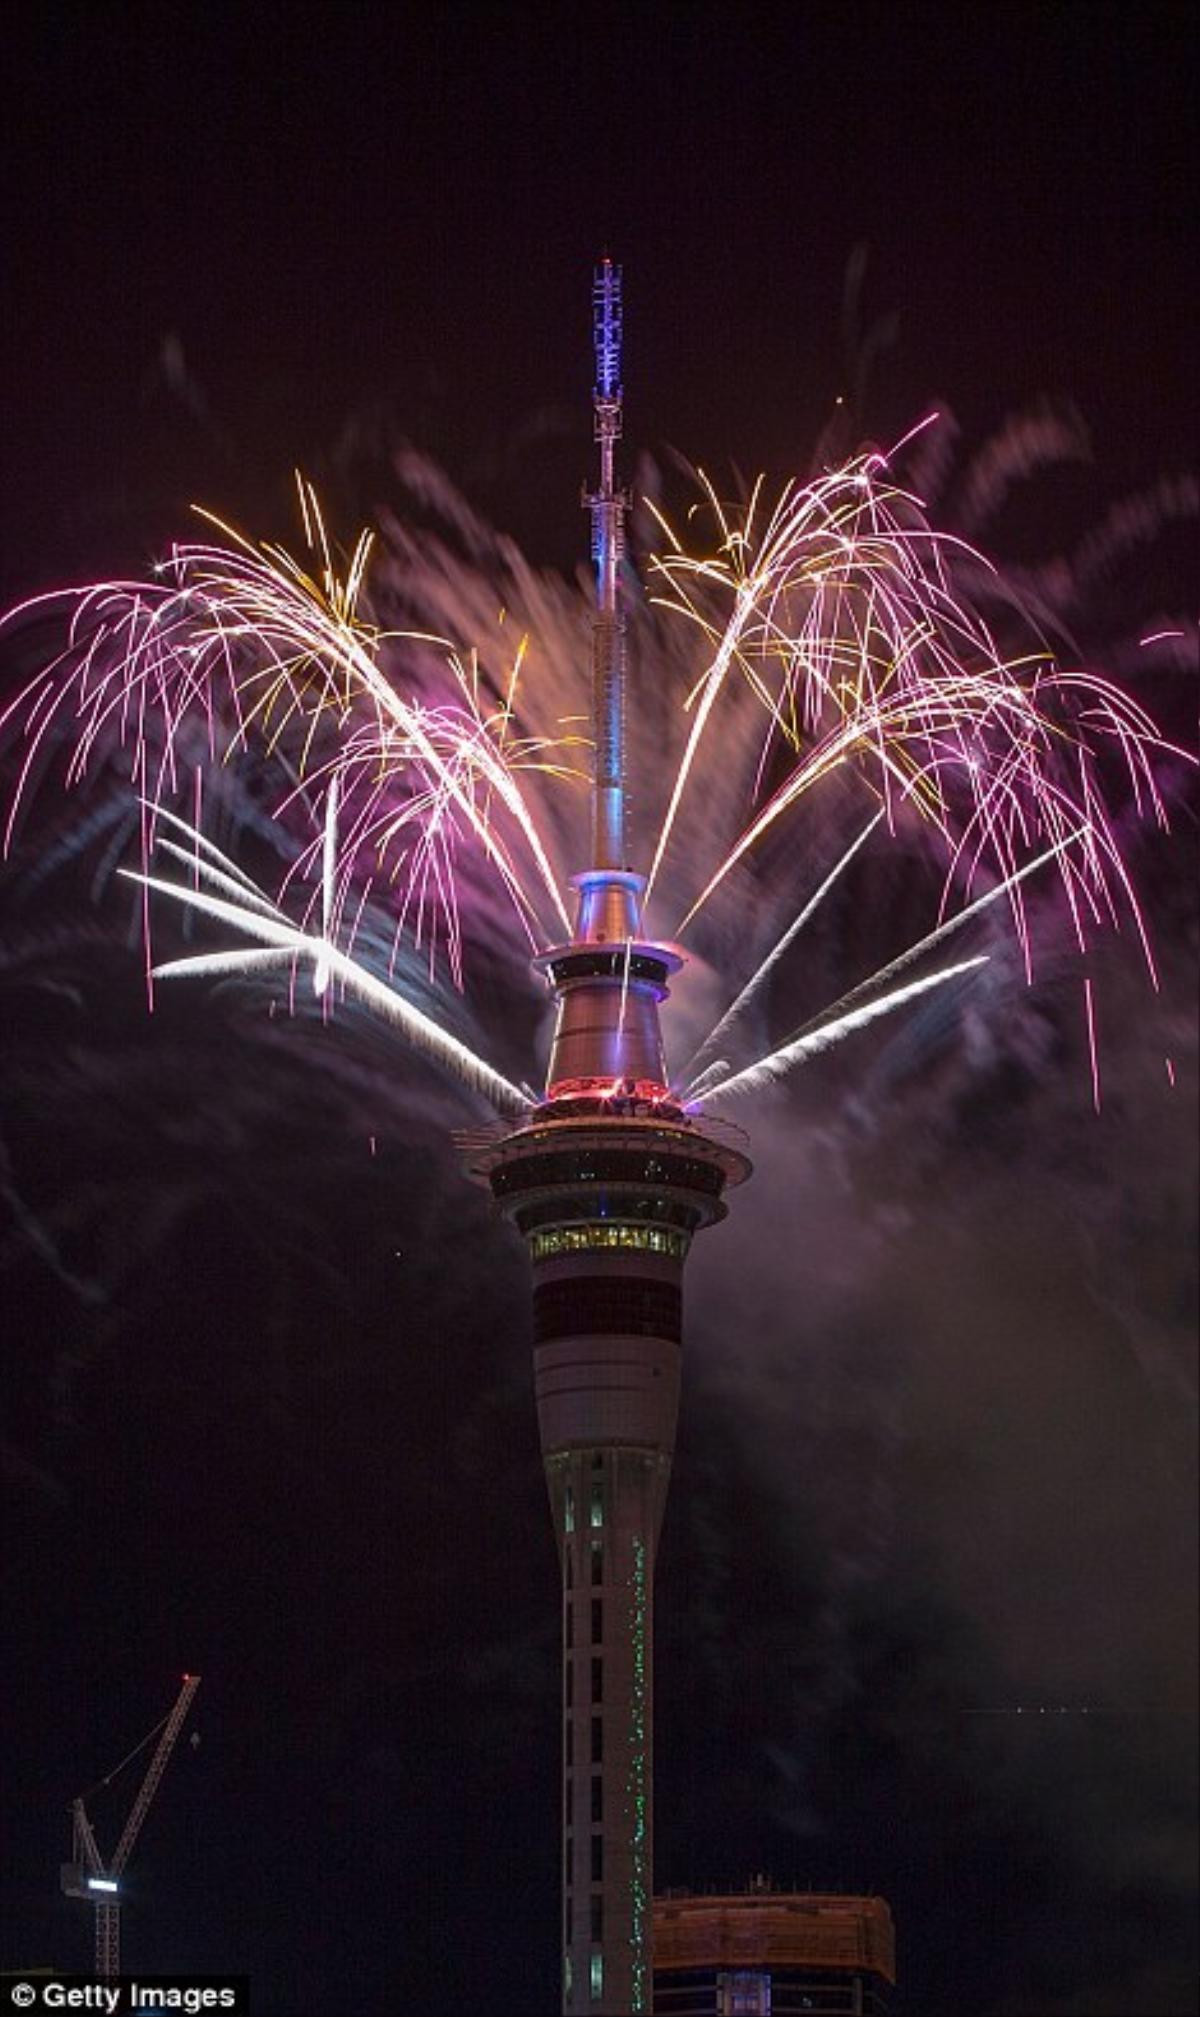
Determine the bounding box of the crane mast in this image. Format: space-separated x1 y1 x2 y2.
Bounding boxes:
61 1672 200 1979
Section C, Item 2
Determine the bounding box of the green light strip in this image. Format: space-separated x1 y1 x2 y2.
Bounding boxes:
627 1532 649 2011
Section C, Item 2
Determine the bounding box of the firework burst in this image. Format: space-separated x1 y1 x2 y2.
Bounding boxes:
1 441 1188 1115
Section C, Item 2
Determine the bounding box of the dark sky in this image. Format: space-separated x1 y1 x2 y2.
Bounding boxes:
3 0 1196 584
1 5 1196 2015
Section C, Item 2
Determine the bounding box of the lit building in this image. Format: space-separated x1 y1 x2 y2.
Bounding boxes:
653 1887 896 2015
467 263 751 2012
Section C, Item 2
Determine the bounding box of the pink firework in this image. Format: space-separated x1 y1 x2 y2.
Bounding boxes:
1 446 1189 1112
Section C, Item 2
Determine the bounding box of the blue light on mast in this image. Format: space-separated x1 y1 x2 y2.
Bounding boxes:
593 260 623 402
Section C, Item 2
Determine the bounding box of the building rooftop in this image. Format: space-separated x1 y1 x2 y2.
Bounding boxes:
652 1890 896 1986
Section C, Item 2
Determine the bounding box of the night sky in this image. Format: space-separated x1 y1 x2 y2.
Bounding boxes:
2 6 1196 2015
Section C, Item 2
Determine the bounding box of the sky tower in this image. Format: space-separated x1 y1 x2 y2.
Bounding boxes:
469 261 751 2014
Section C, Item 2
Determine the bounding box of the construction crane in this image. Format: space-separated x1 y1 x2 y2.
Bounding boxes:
61 1673 200 1978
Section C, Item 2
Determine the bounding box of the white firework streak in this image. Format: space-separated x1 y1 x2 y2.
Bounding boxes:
117 866 531 1116
145 802 270 900
682 811 884 1084
690 827 1083 1103
793 830 1083 1047
152 838 286 923
698 954 990 1105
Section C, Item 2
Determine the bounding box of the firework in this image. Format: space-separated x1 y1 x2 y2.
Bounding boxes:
1 479 574 982
642 457 1172 980
1 442 1187 1113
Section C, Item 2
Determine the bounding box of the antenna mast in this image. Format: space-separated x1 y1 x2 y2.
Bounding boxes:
586 256 630 871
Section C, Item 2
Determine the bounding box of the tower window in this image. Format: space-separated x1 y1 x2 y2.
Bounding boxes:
590 1539 603 1585
566 1661 574 1709
591 1657 603 1704
515 1193 701 1237
566 1778 574 1827
591 1599 603 1643
591 1776 602 1823
566 1720 574 1768
564 1485 575 1534
590 1485 604 1529
492 1145 723 1199
591 1716 603 1764
591 1898 604 1944
566 1601 574 1649
566 1838 573 1887
591 1833 604 1882
526 1219 691 1259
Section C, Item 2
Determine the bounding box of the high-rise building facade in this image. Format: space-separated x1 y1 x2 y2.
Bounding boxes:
653 1888 896 2016
467 264 750 2013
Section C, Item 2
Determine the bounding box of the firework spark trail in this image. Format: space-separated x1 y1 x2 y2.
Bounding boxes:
696 955 992 1106
681 812 884 1086
1083 976 1102 1114
1 481 574 971
1 438 1187 1119
641 449 1176 987
116 849 531 1115
313 769 339 998
292 697 581 986
209 534 575 955
147 804 270 900
687 832 1084 1103
673 679 1037 931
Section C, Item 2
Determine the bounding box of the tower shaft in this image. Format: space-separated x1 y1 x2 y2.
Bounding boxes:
537 1280 680 2014
478 1110 747 2015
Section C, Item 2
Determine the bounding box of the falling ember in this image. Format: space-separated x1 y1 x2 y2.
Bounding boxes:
1083 977 1101 1113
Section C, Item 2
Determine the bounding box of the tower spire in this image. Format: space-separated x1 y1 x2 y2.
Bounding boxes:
587 256 629 871
532 256 674 1102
